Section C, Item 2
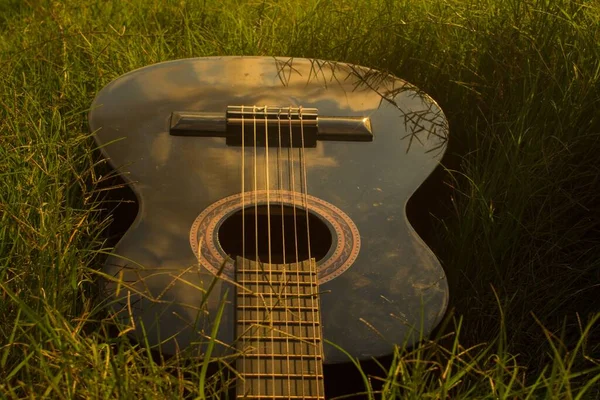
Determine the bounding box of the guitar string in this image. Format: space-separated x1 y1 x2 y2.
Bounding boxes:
287 106 305 398
276 108 293 398
263 105 276 397
252 105 261 398
298 106 322 397
240 105 247 397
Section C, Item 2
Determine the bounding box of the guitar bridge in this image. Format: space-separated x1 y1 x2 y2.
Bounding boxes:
169 105 373 147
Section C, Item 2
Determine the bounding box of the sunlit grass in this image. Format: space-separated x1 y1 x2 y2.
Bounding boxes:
1 0 599 397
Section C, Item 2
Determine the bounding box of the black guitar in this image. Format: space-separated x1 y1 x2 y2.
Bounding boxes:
89 56 449 399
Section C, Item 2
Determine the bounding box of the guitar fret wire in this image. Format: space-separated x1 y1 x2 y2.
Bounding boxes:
236 280 313 286
239 269 316 275
242 336 321 341
237 290 319 297
243 353 323 359
237 320 319 326
243 372 322 378
237 305 319 311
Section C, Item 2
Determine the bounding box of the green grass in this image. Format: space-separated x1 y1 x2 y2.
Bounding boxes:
1 0 599 398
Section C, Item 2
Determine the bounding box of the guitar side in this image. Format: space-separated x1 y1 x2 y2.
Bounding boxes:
90 56 449 363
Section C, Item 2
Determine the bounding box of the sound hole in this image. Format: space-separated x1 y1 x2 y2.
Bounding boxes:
218 204 332 264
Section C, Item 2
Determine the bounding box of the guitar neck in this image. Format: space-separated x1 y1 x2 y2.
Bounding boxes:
235 257 325 399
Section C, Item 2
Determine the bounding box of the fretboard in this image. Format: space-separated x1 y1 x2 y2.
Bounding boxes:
235 257 325 399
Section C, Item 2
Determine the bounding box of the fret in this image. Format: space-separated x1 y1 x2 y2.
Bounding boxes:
241 335 321 341
239 325 319 338
237 280 315 286
237 309 319 321
236 296 318 308
237 269 316 275
238 318 319 326
236 305 319 312
238 319 319 326
236 270 314 276
237 286 317 296
243 353 323 360
236 309 320 322
239 339 321 356
236 261 317 271
239 293 318 301
236 273 316 284
242 373 323 379
236 295 318 302
238 320 319 329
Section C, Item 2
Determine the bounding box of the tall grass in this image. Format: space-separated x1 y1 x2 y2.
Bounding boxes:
1 0 599 397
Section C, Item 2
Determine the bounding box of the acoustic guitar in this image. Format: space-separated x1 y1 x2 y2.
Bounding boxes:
89 56 449 399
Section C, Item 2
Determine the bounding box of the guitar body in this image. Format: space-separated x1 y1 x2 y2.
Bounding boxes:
90 57 449 393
